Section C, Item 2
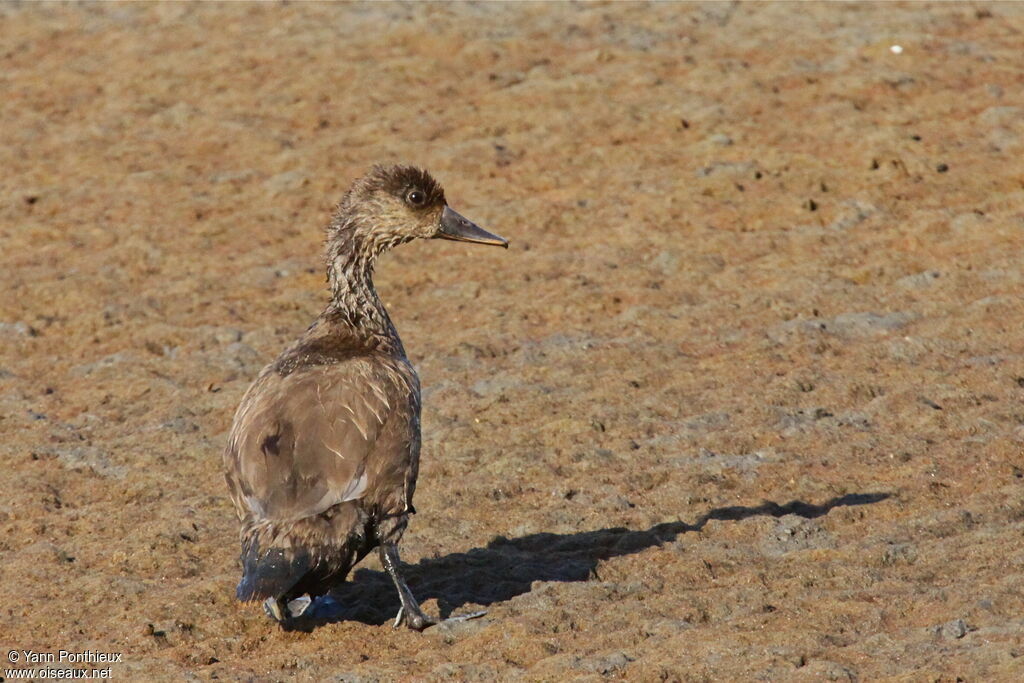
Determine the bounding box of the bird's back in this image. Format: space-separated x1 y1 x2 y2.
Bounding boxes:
223 331 420 602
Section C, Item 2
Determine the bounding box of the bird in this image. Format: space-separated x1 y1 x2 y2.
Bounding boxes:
223 164 508 629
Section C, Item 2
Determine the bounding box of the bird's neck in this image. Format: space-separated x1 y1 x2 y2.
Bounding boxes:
323 228 404 353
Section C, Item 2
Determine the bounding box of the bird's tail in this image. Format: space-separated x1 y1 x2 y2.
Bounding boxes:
236 537 313 602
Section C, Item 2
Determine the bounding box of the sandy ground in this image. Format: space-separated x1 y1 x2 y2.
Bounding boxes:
2 2 1024 680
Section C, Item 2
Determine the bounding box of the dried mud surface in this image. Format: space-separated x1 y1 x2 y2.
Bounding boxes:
2 3 1024 681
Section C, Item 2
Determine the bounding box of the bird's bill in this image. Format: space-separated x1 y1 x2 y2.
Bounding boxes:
436 206 509 248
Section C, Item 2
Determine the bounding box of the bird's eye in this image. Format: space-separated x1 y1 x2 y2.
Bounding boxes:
406 190 426 206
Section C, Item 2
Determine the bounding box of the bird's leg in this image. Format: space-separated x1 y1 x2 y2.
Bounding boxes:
378 542 437 631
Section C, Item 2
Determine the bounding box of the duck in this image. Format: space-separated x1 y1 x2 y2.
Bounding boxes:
223 164 508 629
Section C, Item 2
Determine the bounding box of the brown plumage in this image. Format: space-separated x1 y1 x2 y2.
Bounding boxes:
223 164 507 629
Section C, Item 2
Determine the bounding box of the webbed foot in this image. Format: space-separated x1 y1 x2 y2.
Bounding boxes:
391 603 438 631
263 597 287 623
262 595 312 627
391 606 486 630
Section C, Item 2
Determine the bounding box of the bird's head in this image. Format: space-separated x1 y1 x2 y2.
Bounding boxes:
331 164 508 260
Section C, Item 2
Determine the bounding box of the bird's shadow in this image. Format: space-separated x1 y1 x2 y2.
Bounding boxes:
294 492 890 630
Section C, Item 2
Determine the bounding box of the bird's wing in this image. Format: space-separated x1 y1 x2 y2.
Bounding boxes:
224 359 405 523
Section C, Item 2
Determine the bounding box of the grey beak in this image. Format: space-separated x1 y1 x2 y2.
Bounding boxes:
436 206 509 248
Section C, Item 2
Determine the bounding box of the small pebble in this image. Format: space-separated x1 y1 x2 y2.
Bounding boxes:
938 619 968 639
